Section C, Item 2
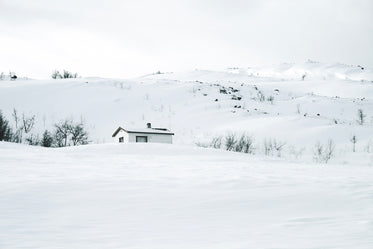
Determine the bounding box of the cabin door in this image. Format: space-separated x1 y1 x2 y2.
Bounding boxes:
136 136 148 143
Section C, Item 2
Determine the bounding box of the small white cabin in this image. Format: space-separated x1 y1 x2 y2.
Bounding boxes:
112 123 174 144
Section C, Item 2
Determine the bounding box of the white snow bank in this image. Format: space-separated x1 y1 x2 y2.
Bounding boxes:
1 142 373 249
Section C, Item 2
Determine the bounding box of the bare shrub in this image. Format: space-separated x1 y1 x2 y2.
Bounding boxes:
235 134 255 154
273 140 286 157
210 136 222 149
350 135 357 152
25 134 40 146
257 91 265 102
264 139 286 157
357 109 365 125
225 133 237 151
63 70 78 79
51 70 62 79
11 109 35 143
242 136 255 154
313 140 335 163
264 139 274 156
22 113 35 134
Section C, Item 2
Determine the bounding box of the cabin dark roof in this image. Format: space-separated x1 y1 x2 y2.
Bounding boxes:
112 126 174 137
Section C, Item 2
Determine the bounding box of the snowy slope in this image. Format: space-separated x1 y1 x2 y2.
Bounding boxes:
0 61 373 163
1 142 373 249
1 62 373 248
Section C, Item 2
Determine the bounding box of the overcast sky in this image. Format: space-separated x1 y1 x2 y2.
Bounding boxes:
1 0 372 79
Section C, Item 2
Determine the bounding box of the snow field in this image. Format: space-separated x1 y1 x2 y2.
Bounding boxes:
0 142 373 248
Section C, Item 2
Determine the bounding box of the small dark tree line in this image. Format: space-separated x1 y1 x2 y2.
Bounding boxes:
198 133 256 154
196 133 342 164
52 70 78 79
0 109 89 147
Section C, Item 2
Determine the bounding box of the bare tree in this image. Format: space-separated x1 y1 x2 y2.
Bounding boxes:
12 109 22 143
22 113 36 134
54 119 73 147
54 119 89 147
70 123 89 146
10 110 35 143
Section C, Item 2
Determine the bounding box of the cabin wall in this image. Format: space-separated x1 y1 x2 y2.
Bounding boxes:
114 130 129 143
128 133 172 144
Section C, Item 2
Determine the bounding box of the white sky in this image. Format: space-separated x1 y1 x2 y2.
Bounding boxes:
0 0 372 79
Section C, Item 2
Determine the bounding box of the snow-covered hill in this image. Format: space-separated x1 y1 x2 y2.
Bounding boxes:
1 61 373 163
1 142 372 249
1 62 373 248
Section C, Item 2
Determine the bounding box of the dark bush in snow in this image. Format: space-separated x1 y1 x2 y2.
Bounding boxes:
41 130 54 147
0 111 13 142
63 70 78 79
25 134 40 146
51 70 62 79
52 70 78 79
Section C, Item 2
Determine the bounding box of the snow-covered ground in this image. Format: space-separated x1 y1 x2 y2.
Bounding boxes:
1 62 373 248
1 61 373 163
1 142 373 249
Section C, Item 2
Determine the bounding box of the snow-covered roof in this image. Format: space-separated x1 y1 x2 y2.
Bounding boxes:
112 126 174 137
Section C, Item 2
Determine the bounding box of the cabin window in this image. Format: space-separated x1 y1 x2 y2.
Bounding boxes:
119 137 124 143
136 136 148 143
